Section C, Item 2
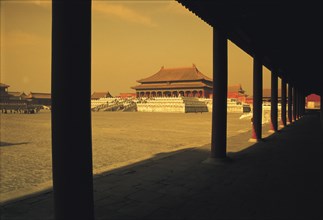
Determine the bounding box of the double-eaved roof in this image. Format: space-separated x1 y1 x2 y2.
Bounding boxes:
137 65 212 83
133 81 212 90
132 65 212 90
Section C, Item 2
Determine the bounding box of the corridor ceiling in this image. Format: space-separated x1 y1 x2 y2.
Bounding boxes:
177 0 322 95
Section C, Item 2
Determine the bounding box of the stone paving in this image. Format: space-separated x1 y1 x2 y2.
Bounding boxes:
1 113 322 220
0 112 253 201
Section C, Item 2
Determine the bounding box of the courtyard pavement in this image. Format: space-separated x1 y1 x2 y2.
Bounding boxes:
1 112 322 220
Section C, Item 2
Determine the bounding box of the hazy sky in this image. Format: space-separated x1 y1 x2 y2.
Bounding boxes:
1 0 274 96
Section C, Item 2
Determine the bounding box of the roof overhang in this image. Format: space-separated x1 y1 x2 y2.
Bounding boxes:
177 0 322 96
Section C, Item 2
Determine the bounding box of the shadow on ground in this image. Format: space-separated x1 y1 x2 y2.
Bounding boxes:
1 113 322 220
0 142 29 147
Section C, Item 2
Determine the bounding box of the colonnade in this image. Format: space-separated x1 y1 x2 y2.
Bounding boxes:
136 90 207 98
249 67 307 142
207 28 308 157
51 1 315 219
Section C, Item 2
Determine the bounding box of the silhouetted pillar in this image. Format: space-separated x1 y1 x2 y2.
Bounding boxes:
281 79 287 127
298 91 301 118
296 90 301 120
51 1 94 220
288 84 293 124
298 91 303 118
269 71 278 132
321 93 323 129
296 89 300 120
302 93 305 117
303 93 306 116
250 53 263 142
301 92 305 117
210 28 228 160
293 87 297 121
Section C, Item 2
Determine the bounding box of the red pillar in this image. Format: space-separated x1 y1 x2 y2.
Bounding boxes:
302 93 305 117
302 93 306 117
288 84 293 124
280 79 287 127
206 28 228 162
298 91 304 118
269 71 278 132
250 53 263 142
298 91 302 118
297 91 300 119
321 94 323 129
51 1 94 219
293 87 297 121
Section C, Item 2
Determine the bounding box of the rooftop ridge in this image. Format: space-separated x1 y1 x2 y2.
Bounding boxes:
160 65 197 71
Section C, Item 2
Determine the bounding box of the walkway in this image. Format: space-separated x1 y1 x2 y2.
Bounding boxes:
1 113 322 220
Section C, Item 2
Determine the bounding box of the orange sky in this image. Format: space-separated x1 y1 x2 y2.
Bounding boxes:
1 0 275 96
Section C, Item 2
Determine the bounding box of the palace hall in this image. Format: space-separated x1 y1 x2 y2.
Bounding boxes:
132 65 213 98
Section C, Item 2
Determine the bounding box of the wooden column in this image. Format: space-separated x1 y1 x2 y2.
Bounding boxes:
51 1 94 220
302 93 305 117
250 53 263 142
300 91 304 118
296 90 301 120
302 93 306 117
319 78 323 129
269 71 278 132
293 87 297 121
208 28 228 160
298 91 302 118
321 93 323 129
288 84 293 124
281 79 287 127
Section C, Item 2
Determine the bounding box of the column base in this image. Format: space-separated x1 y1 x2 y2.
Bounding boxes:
279 124 285 128
202 156 233 165
248 138 263 143
268 129 275 133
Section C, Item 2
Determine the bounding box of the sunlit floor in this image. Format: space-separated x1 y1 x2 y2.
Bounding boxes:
1 111 255 200
1 113 322 220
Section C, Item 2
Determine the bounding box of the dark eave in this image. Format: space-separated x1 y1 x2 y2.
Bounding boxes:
177 0 322 95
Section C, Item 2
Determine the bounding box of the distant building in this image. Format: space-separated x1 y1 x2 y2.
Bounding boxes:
0 83 9 93
227 84 248 103
0 84 51 113
27 92 51 106
0 83 10 102
306 94 320 109
244 97 254 105
132 65 213 98
8 92 28 101
91 91 113 100
0 83 28 102
117 93 136 99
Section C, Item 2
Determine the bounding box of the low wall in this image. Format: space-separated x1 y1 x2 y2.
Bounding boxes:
137 103 185 113
137 97 208 113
